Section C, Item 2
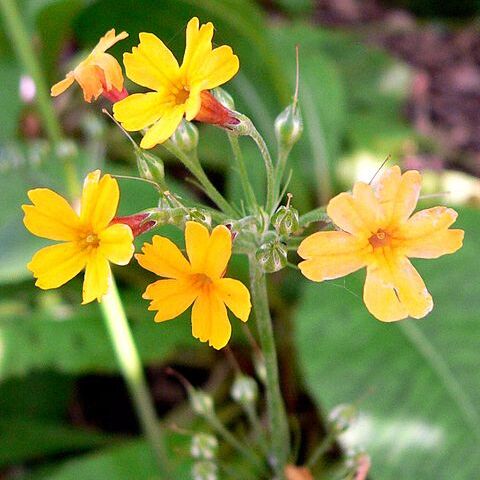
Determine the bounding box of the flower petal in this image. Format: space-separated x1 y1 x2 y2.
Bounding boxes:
139 105 184 149
298 231 368 282
93 52 124 92
327 192 373 237
143 278 198 322
80 170 119 231
185 221 210 272
397 206 464 258
215 278 251 321
136 235 191 279
124 32 179 91
192 291 231 349
74 63 104 102
93 29 128 54
113 92 170 131
98 223 134 265
374 166 422 226
182 18 214 79
23 188 81 241
51 72 75 97
184 87 202 121
82 251 110 304
28 242 87 289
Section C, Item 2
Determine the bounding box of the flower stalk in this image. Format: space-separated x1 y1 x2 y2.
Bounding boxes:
249 256 290 477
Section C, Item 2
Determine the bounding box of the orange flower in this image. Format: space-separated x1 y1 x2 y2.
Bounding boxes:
51 29 128 103
298 166 464 321
136 222 251 349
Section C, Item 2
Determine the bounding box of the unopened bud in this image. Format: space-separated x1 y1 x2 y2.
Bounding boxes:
191 433 218 460
328 404 358 434
189 389 215 417
272 204 299 236
135 148 165 185
213 87 235 110
171 119 199 153
111 211 156 237
192 461 217 480
275 104 303 151
231 375 258 405
256 240 288 273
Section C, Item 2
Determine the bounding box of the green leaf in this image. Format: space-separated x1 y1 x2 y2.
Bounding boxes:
294 208 480 479
0 59 22 141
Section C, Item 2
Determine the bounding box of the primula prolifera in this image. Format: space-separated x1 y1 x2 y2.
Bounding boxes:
51 29 128 103
136 221 251 349
23 170 134 303
298 166 464 322
113 17 239 148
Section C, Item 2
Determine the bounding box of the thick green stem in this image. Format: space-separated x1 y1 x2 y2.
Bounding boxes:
248 257 289 477
228 134 258 212
163 141 237 218
101 277 171 476
0 0 78 195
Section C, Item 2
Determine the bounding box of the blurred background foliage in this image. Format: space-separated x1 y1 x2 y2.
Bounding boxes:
1 0 480 478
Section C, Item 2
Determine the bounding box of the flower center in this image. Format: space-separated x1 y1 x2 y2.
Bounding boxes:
190 273 212 291
174 87 190 105
368 229 390 249
81 232 100 249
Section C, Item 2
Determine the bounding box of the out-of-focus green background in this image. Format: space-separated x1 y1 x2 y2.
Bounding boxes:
1 0 480 478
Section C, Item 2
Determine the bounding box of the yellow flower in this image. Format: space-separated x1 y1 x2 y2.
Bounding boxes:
113 17 239 149
298 166 464 322
136 221 251 349
51 29 128 103
23 170 134 304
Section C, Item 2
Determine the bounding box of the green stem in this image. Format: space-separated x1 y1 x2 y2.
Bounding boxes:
101 277 171 477
163 141 237 218
247 123 276 215
0 0 78 195
248 256 289 477
273 147 292 203
299 206 328 227
228 134 258 212
306 431 336 469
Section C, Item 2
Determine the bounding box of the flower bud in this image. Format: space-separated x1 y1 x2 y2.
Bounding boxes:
189 389 215 418
171 119 199 153
272 205 299 237
194 91 240 130
135 148 165 185
256 240 288 273
192 461 217 480
328 404 358 434
191 433 218 460
110 211 156 237
213 87 235 110
231 375 258 405
275 104 303 151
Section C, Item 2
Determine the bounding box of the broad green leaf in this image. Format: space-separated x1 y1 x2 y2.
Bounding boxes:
294 208 480 479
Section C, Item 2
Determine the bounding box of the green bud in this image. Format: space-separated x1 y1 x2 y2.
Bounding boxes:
135 148 165 185
191 433 218 460
192 460 217 480
213 87 235 110
231 375 258 405
189 389 215 417
171 119 199 153
256 240 288 273
328 404 358 434
272 205 299 236
275 104 303 150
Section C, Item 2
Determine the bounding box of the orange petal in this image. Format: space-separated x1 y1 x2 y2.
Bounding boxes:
298 231 369 282
93 29 128 54
51 72 75 97
185 221 210 272
82 251 110 304
136 235 191 279
326 192 373 237
98 223 134 265
397 206 464 258
191 291 231 349
93 52 124 92
215 278 251 321
23 188 81 241
74 63 104 102
143 278 198 322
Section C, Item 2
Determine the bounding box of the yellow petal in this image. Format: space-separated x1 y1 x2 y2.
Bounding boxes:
139 105 184 148
185 221 210 272
143 278 198 322
192 291 231 349
374 166 422 226
184 87 202 121
298 231 369 281
23 188 81 241
93 29 128 54
326 192 373 237
397 207 464 258
136 235 191 279
124 32 179 91
351 182 383 232
98 223 134 265
28 242 87 289
215 278 251 321
182 18 214 79
92 52 124 92
113 92 170 131
80 170 119 231
189 45 239 90
74 63 104 102
82 251 110 304
51 72 75 97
